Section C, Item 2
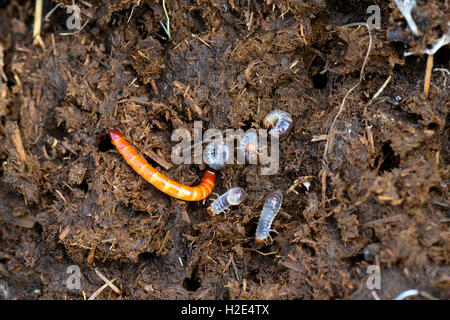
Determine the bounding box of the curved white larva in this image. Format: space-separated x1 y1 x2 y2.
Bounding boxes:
239 131 258 163
204 141 231 170
255 190 283 243
207 187 246 216
262 110 293 137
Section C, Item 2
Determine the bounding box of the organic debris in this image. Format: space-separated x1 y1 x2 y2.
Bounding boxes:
0 0 448 300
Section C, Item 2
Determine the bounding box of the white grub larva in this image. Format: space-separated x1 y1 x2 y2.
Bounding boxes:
204 140 231 170
239 131 258 163
255 190 283 243
207 187 246 216
262 110 293 137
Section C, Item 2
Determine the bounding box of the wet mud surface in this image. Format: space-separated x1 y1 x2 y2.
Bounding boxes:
0 0 449 299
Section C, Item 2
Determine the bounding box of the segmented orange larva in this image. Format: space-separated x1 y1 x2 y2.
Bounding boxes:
109 129 216 201
255 190 283 243
261 110 293 137
207 187 246 216
239 131 258 163
204 140 231 170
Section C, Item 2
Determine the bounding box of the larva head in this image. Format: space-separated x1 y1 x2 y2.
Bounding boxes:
255 236 266 244
261 110 283 128
109 129 123 141
226 187 246 205
207 206 216 217
244 143 258 163
261 117 274 130
204 141 231 170
239 131 258 163
245 143 258 154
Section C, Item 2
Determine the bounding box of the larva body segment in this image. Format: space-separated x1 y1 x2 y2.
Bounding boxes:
204 140 231 170
255 190 283 243
239 131 258 163
207 187 246 216
262 110 293 137
109 129 216 201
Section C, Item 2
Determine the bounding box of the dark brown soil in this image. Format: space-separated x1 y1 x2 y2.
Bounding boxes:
0 0 448 300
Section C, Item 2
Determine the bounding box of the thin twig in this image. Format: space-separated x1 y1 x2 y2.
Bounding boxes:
33 0 43 43
162 0 171 40
192 33 212 49
59 20 89 36
44 3 62 22
279 261 303 273
222 254 233 273
7 121 27 163
0 44 7 82
370 290 381 300
144 149 173 171
55 190 68 204
127 1 140 24
156 230 171 255
405 33 450 56
323 22 373 159
433 68 449 88
79 1 92 8
94 268 122 295
423 54 433 99
394 0 420 36
365 76 392 107
231 256 240 281
88 280 117 300
363 214 402 226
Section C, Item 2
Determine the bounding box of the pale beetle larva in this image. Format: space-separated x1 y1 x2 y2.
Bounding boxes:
262 110 293 137
239 131 258 163
207 187 246 216
204 140 231 170
255 190 283 243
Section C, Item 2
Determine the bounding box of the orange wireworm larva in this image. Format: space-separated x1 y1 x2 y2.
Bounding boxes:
109 129 216 201
255 190 283 243
207 187 246 216
204 140 231 170
261 110 293 137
